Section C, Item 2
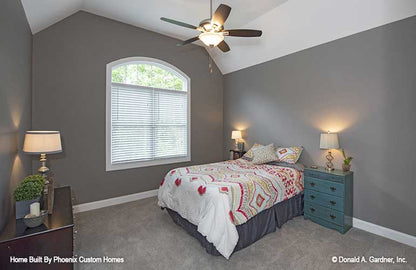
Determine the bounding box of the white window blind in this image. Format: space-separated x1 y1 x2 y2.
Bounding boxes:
106 58 190 171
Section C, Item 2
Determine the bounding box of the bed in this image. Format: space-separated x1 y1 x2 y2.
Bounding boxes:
158 158 304 259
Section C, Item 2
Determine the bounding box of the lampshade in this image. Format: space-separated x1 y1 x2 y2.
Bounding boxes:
23 131 62 154
231 130 242 140
320 132 339 150
199 32 224 47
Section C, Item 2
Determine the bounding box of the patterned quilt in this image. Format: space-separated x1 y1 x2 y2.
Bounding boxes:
160 159 304 225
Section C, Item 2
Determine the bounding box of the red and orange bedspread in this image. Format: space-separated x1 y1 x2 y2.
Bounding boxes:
159 159 304 225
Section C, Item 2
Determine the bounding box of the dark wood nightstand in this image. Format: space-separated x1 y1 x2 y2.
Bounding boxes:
303 167 353 234
0 186 74 269
229 149 246 160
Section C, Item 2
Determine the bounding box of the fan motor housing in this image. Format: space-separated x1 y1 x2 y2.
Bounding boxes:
199 19 223 32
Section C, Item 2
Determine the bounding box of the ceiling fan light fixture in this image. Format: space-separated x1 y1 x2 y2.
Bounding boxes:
161 3 262 53
199 32 224 47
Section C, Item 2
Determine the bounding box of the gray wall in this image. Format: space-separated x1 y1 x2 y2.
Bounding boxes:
0 0 32 229
32 12 224 204
224 16 416 236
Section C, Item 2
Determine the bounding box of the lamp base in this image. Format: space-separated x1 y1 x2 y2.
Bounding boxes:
237 142 244 151
38 153 54 214
38 153 50 176
234 140 239 151
325 151 335 171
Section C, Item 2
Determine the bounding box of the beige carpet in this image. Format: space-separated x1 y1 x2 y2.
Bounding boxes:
74 197 415 270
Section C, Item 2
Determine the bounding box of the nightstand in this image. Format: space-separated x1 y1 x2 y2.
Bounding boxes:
303 167 353 234
0 187 74 269
229 149 246 160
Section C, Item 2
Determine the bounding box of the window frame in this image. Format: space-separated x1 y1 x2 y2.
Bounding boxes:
106 57 191 171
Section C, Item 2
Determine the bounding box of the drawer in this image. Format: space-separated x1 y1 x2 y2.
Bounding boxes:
304 189 344 211
304 214 346 234
305 177 344 197
304 202 344 226
304 170 344 182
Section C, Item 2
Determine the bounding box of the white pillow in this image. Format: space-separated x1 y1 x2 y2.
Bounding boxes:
251 144 279 165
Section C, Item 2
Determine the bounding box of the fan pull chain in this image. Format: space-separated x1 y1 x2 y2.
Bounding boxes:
208 54 213 74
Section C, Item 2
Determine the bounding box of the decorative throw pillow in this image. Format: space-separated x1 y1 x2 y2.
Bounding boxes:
242 143 263 160
275 146 303 164
251 144 279 165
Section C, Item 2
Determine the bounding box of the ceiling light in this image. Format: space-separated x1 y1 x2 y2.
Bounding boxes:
199 32 224 47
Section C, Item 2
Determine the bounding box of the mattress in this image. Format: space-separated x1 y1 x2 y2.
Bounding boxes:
158 159 304 259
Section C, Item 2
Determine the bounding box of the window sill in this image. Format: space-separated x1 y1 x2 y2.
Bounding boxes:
106 156 191 171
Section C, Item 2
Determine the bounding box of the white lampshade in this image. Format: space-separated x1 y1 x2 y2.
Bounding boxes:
199 32 224 47
320 132 339 150
23 131 62 154
231 130 242 140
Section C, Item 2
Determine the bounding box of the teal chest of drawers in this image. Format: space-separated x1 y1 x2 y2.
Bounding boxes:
303 167 353 234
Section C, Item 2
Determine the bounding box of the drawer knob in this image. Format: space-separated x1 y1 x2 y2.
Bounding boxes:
329 214 336 220
330 200 336 205
310 182 316 187
310 208 315 212
330 186 336 191
310 195 315 199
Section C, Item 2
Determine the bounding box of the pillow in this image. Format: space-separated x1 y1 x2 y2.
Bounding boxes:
275 146 303 164
251 144 279 165
242 143 263 160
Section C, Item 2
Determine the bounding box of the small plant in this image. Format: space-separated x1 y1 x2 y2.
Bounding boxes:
13 175 45 201
342 148 353 165
22 174 45 188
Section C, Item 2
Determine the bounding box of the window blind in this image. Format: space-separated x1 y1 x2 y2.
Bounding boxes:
111 83 188 165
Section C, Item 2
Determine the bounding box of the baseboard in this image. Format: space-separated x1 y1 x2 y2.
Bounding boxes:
353 218 416 248
73 189 158 213
73 193 416 248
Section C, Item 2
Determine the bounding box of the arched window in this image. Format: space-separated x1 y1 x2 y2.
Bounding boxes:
106 57 190 171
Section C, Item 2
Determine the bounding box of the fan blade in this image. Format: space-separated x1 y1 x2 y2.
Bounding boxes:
177 36 200 46
217 40 230 52
211 4 231 27
224 29 262 37
161 17 198 30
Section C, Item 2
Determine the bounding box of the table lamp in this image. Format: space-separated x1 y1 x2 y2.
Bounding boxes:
320 131 339 171
23 131 62 176
231 130 243 151
23 131 62 213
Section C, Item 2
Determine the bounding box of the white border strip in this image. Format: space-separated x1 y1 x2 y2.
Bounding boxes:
353 218 416 248
73 189 158 213
73 193 416 248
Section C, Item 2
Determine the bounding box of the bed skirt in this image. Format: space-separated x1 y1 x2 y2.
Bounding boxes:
166 192 304 256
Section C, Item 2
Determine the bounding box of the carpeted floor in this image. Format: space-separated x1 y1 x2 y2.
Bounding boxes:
74 197 415 270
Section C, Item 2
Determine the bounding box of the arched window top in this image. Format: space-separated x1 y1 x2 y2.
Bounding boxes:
110 57 188 92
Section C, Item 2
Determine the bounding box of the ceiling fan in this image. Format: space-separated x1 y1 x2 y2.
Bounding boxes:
160 1 262 52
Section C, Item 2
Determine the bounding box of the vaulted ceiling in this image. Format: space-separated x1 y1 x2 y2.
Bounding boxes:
22 0 416 74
